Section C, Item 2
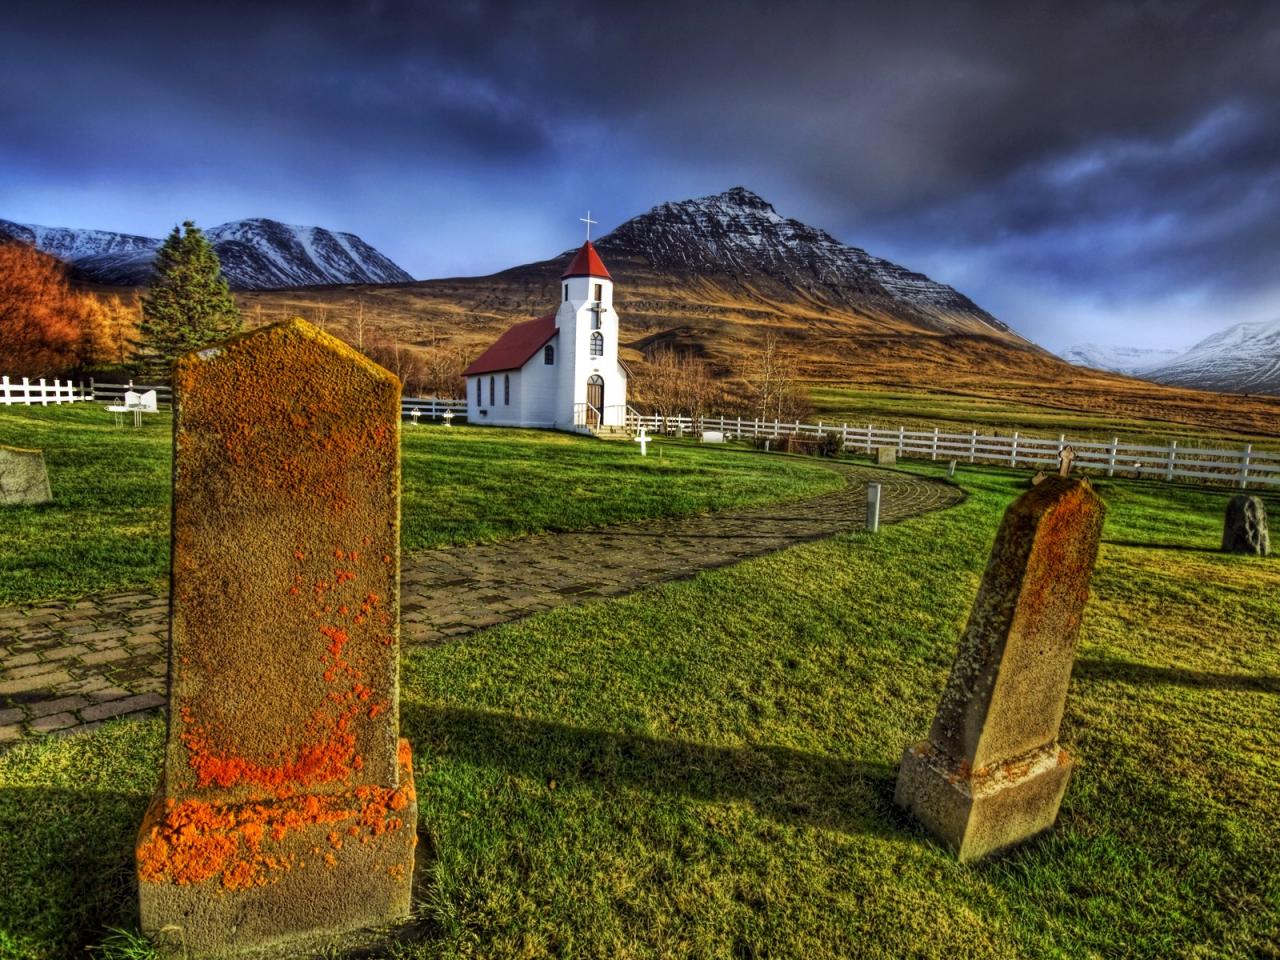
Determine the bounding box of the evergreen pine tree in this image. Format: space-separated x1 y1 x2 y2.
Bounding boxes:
137 221 240 377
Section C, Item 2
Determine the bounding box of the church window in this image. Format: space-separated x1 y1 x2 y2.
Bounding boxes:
590 331 603 357
503 374 510 405
564 284 568 302
544 345 554 365
475 377 482 407
591 312 601 330
489 376 495 405
593 282 602 302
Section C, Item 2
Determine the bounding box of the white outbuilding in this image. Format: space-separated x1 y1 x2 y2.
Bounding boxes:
464 239 628 432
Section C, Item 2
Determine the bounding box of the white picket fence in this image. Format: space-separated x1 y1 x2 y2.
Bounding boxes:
0 376 94 405
4 376 469 421
627 413 1280 490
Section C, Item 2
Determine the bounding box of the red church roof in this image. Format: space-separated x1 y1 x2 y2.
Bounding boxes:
561 240 612 280
463 314 558 376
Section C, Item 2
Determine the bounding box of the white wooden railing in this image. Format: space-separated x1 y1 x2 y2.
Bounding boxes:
0 376 94 405
4 377 468 421
626 413 1280 490
402 397 467 421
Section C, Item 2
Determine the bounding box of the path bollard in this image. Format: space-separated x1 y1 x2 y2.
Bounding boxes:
866 482 881 533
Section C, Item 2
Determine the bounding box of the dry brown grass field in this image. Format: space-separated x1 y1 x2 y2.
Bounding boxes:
84 258 1280 443
229 256 1280 442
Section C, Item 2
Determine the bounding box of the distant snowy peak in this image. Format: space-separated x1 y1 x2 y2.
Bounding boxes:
0 217 413 289
1143 318 1280 396
204 219 413 289
593 187 1013 337
1060 343 1182 375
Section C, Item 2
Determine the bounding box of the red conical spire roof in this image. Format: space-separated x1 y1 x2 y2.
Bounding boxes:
561 240 612 281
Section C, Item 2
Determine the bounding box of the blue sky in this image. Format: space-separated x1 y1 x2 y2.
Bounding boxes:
2 0 1278 352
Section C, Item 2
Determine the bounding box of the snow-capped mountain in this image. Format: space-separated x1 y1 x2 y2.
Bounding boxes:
1142 318 1280 396
589 187 1016 339
1059 343 1182 375
0 217 413 289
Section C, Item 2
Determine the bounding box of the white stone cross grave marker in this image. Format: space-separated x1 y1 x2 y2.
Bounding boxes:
635 427 651 456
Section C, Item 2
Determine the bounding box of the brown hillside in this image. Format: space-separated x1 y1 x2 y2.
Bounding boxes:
233 254 1280 440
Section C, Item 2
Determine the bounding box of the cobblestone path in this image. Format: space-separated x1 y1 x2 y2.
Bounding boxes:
0 463 961 746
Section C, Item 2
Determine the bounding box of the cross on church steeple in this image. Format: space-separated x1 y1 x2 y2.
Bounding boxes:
580 211 597 241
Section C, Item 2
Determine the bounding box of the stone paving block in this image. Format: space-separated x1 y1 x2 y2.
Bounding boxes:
28 695 89 718
0 670 73 695
81 692 166 722
80 628 130 643
31 711 78 733
86 685 131 703
41 643 90 662
81 647 131 666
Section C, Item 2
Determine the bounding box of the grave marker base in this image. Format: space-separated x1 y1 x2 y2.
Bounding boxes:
895 738 1073 863
138 740 417 959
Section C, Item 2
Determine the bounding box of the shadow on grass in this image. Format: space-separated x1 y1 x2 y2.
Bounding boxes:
1103 539 1223 554
0 786 146 958
1075 658 1280 695
402 703 904 839
0 782 442 959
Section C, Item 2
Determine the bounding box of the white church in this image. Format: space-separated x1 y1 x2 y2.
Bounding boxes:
463 238 628 432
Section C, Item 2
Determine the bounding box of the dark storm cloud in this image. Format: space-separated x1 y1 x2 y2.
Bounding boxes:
2 0 1278 347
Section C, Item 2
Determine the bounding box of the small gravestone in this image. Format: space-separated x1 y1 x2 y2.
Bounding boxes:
1222 494 1269 556
701 430 725 443
895 476 1105 862
876 446 896 466
0 445 52 505
1031 471 1048 486
1058 446 1075 477
136 319 417 956
947 460 957 478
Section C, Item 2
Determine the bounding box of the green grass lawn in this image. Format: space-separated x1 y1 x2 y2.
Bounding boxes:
1 459 1276 959
808 384 1274 447
0 405 840 606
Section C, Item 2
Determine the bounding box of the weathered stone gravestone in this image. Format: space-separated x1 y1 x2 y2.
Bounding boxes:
876 445 896 466
1058 446 1075 477
0 445 52 505
1222 494 1270 556
947 459 957 478
895 476 1105 862
136 319 417 956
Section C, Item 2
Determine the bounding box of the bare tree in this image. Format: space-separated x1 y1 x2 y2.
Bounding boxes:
633 344 724 421
352 297 367 350
742 332 811 422
363 338 425 396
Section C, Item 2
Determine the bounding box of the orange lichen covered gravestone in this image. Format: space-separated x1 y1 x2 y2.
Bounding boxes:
895 476 1105 862
136 318 416 957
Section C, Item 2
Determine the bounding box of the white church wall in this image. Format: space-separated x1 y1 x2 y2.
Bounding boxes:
516 335 559 427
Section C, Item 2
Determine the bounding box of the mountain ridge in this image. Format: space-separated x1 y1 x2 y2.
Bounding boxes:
1143 318 1280 396
0 217 413 290
589 187 1015 341
1060 343 1182 375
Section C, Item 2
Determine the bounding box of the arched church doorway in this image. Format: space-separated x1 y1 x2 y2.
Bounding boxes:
586 375 604 426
